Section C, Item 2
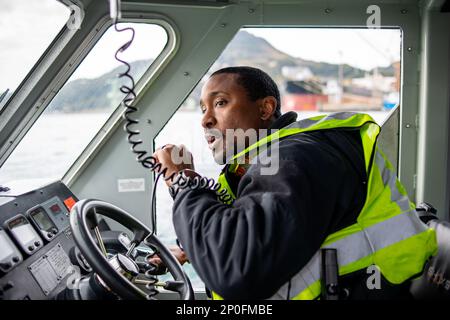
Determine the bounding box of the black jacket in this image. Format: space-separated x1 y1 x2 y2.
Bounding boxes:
172 112 369 299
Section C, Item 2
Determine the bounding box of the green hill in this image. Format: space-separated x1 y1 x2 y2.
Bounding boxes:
50 59 152 112
2 30 395 113
215 31 394 80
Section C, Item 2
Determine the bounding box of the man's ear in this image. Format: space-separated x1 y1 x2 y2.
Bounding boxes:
259 96 277 121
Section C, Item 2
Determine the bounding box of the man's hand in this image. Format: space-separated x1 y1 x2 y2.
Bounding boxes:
148 245 189 267
153 144 195 187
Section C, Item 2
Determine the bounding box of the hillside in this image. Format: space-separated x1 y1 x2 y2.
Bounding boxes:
215 31 394 80
50 59 151 112
1 31 395 113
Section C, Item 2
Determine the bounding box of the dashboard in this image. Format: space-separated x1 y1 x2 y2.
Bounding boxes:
0 181 85 300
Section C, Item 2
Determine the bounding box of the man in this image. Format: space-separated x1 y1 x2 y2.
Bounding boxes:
152 66 436 299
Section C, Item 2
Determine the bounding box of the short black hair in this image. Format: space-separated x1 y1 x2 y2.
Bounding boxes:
210 66 281 118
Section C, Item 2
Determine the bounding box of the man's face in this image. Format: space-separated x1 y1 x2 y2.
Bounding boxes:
200 73 264 164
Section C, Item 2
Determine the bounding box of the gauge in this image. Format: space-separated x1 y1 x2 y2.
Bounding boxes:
41 197 70 231
0 229 23 273
4 215 43 255
27 206 58 241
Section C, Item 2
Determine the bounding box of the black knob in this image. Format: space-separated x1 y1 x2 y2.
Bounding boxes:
52 228 58 235
28 245 34 251
34 241 40 247
12 256 20 263
0 262 12 270
47 232 53 238
3 281 14 291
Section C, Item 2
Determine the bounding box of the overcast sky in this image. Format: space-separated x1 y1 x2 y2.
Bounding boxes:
246 28 401 70
0 0 68 92
1 0 401 96
68 23 167 80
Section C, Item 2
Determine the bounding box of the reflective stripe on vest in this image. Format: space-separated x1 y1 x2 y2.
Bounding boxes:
217 173 235 205
212 112 437 300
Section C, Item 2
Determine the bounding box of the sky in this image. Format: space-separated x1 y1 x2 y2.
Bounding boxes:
246 28 401 71
0 0 167 93
0 0 401 96
68 23 167 80
0 0 68 93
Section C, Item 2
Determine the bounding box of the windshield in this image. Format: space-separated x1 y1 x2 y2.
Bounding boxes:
154 27 401 290
0 0 69 109
0 23 168 189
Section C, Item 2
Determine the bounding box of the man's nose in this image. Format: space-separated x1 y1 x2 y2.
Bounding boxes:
201 108 217 129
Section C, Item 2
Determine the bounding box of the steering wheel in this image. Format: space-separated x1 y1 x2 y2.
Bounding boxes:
69 199 194 300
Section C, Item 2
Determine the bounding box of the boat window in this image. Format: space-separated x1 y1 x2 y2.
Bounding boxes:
154 27 402 290
0 23 168 188
0 0 69 109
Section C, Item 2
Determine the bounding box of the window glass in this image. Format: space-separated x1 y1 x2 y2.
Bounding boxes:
0 23 168 189
0 0 69 109
155 27 401 290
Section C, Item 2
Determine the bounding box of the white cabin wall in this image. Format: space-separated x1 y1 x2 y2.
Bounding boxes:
417 2 450 220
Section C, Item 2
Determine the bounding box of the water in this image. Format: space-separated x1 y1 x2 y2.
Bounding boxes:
0 113 111 185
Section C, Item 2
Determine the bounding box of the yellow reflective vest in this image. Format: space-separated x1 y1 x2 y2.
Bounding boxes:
212 112 437 300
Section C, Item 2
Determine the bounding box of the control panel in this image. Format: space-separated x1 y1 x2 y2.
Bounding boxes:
0 229 22 273
40 197 70 231
0 181 79 300
4 215 43 255
28 206 59 241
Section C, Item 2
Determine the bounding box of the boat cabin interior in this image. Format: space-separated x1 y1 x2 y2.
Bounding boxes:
0 0 450 300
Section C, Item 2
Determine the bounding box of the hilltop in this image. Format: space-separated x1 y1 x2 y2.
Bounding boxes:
1 31 395 112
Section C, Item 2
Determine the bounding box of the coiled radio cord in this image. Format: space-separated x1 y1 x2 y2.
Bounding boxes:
112 15 234 300
112 22 233 232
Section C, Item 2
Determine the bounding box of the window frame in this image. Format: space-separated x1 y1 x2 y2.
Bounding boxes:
0 0 70 114
63 15 179 186
152 26 403 292
0 3 74 165
0 10 179 186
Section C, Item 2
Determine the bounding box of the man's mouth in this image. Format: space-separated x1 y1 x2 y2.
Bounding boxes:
205 131 222 150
